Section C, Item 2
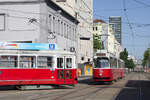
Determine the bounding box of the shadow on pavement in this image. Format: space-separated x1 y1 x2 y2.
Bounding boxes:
78 77 112 85
114 80 150 100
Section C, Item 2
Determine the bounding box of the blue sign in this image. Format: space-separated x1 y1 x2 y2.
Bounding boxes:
49 44 55 50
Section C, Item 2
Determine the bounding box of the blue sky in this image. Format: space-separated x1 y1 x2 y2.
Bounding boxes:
93 0 150 60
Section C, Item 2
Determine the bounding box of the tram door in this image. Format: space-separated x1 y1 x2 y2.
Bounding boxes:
56 56 74 84
64 57 74 84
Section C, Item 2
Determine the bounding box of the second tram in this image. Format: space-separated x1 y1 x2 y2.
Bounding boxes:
93 50 125 82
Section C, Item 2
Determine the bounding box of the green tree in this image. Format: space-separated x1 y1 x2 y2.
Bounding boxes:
93 34 103 50
126 59 135 69
120 48 135 69
142 48 150 67
120 48 128 61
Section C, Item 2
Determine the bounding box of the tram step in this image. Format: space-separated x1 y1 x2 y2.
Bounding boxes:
17 85 54 90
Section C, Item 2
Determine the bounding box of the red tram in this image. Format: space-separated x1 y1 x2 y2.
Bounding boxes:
0 43 77 89
93 50 125 83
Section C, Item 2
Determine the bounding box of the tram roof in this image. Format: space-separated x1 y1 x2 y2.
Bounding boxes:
0 49 75 56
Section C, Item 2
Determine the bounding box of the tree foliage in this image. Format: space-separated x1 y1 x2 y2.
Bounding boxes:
120 48 135 69
126 59 135 69
142 48 150 67
93 34 103 50
120 48 128 61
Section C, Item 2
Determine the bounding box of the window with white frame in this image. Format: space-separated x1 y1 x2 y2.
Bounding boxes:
72 26 74 41
48 14 52 31
61 21 63 36
58 20 60 35
0 14 5 31
66 58 72 68
64 23 66 38
19 56 36 68
37 56 54 68
53 17 55 33
74 26 77 41
0 56 18 67
69 26 71 40
67 24 69 39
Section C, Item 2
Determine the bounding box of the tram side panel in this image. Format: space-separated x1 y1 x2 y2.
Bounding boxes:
0 69 77 86
0 69 56 85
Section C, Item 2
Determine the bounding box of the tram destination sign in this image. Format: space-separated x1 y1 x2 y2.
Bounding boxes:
0 43 58 50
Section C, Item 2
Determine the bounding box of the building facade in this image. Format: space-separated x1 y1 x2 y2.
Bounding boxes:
0 0 78 51
109 16 122 44
53 0 93 76
93 19 123 58
93 19 108 50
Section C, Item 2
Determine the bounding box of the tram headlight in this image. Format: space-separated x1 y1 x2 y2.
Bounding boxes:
99 73 102 76
51 76 54 78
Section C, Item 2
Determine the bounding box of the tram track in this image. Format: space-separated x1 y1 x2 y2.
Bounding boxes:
51 75 130 100
52 85 109 100
29 82 104 100
0 73 135 100
21 73 132 100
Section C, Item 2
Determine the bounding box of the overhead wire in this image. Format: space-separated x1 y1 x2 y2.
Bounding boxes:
122 0 136 56
94 6 148 12
133 0 150 7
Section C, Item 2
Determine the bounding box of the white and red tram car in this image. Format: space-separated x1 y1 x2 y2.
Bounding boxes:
0 43 77 87
93 50 125 82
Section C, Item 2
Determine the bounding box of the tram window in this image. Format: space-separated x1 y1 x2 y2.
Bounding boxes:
110 57 117 68
66 58 72 68
20 56 36 68
37 56 53 68
94 58 109 68
57 58 63 68
118 61 121 68
0 56 18 67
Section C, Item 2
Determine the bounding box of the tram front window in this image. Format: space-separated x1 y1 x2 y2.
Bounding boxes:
94 58 109 68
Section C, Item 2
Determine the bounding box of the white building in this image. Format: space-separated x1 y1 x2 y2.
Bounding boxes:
93 19 123 58
93 19 108 50
53 0 93 71
0 0 78 51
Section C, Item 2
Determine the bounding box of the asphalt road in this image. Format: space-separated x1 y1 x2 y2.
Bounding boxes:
0 72 149 100
114 72 150 100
